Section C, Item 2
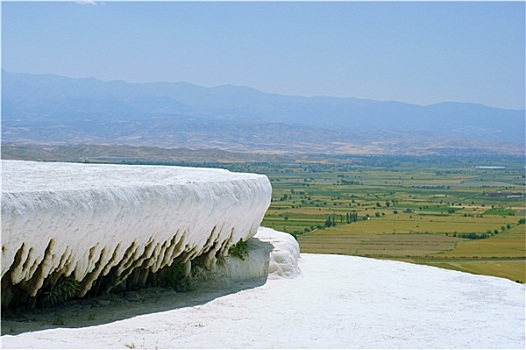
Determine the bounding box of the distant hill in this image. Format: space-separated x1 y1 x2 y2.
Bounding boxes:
2 70 524 156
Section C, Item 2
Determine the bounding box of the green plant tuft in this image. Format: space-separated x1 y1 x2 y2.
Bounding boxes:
229 239 249 260
165 262 190 292
41 277 80 307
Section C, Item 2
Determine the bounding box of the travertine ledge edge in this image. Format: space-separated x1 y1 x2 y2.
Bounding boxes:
1 160 272 308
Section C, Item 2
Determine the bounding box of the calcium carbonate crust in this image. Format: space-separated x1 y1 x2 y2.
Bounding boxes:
195 227 301 286
1 160 272 306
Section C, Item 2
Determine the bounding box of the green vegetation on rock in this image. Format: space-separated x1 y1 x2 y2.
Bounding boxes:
229 239 249 260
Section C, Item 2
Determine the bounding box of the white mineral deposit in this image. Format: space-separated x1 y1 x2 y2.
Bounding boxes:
1 161 524 349
1 160 271 304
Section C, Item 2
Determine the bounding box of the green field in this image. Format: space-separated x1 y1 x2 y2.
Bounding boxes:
227 155 526 282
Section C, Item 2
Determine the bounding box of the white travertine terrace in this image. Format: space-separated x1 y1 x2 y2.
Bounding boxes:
1 160 272 305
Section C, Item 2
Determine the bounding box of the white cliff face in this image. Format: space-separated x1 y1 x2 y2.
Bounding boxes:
255 227 301 279
1 160 272 305
195 227 301 286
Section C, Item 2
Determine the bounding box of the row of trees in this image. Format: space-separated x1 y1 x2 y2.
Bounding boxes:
324 212 361 227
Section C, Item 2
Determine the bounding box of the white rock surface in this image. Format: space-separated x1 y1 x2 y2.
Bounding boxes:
2 229 524 349
1 160 271 302
255 227 301 279
195 227 301 285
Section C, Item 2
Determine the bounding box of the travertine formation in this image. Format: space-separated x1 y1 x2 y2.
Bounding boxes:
1 160 272 308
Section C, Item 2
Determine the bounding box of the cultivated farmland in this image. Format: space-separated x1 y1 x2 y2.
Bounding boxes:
251 156 525 282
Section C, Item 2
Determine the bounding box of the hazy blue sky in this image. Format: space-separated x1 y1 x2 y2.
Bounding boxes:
2 1 525 109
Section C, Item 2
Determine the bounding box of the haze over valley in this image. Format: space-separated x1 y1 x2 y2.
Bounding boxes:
2 70 524 157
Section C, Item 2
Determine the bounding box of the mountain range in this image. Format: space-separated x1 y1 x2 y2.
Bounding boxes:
2 70 524 156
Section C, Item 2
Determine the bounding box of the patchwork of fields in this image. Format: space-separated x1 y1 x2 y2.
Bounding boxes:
242 156 525 282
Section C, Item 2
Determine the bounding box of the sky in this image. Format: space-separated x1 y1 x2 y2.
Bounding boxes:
2 1 525 109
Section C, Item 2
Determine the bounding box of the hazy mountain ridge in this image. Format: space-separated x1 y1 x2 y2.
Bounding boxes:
2 70 524 155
